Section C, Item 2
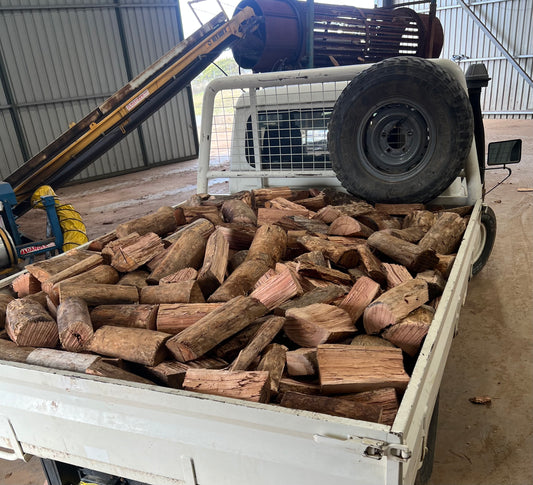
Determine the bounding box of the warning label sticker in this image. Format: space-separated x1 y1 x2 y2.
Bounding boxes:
126 89 150 112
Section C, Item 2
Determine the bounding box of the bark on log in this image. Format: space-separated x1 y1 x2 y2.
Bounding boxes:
435 253 456 278
274 285 346 316
140 360 188 388
12 272 41 297
257 208 308 226
317 344 410 393
294 251 328 267
182 206 223 225
57 297 93 352
256 343 287 393
5 298 58 347
110 232 165 272
26 249 95 283
59 283 139 306
166 296 268 362
339 276 381 323
265 197 312 215
350 334 396 348
402 210 436 230
140 281 205 304
101 233 141 261
278 378 321 395
183 369 271 403
86 326 170 366
164 218 215 245
374 203 426 216
363 279 429 335
381 263 413 289
41 254 104 295
213 321 263 361
328 216 374 238
296 262 352 286
281 216 329 234
221 199 257 225
252 187 295 207
90 304 158 330
416 270 446 299
85 359 154 384
356 245 386 285
147 230 206 283
313 205 342 224
297 235 359 268
115 206 177 238
160 268 198 285
0 338 34 362
197 229 229 297
0 294 15 329
156 303 223 334
286 348 317 377
285 303 355 347
50 265 120 305
229 316 285 371
281 391 382 423
418 212 467 255
338 387 399 425
118 270 149 288
381 227 427 243
217 224 256 251
88 232 117 251
367 231 438 272
297 194 326 211
356 211 401 231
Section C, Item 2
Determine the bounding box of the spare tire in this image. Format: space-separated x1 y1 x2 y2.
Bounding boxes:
328 57 474 203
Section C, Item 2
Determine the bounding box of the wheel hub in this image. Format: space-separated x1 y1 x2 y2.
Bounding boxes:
361 102 433 179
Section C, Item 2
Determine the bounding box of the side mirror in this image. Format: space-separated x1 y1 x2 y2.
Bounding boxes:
487 139 522 166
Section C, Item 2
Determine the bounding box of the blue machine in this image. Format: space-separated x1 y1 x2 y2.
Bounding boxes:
0 182 63 272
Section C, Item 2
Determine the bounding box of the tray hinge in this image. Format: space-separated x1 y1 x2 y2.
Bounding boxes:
313 434 412 462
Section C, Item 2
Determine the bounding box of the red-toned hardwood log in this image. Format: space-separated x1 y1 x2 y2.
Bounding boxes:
297 194 326 211
296 262 352 286
85 359 154 384
216 224 256 251
88 231 117 251
115 206 178 238
328 216 374 238
5 298 58 347
50 265 120 305
118 270 149 288
156 303 223 334
381 263 413 289
25 249 95 283
90 304 158 330
183 369 271 403
252 187 295 208
435 253 456 278
297 235 359 268
164 218 215 246
317 344 410 393
356 245 386 285
416 269 446 299
382 306 435 356
280 391 382 423
339 276 381 323
278 378 321 395
367 231 438 272
402 210 436 230
350 334 396 348
197 229 229 296
140 281 205 304
363 279 429 335
159 268 198 284
221 199 257 225
250 267 302 310
381 226 427 243
57 297 93 352
418 212 467 255
286 348 317 377
147 230 206 283
274 285 346 316
256 343 287 393
229 316 285 371
86 326 170 366
110 233 165 272
166 296 268 362
0 338 34 362
41 254 104 295
213 320 263 361
338 387 399 425
374 203 425 216
182 206 223 225
12 272 41 298
58 283 139 306
313 205 342 224
284 303 355 347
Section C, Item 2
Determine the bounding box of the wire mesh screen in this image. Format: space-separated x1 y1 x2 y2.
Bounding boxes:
207 81 350 175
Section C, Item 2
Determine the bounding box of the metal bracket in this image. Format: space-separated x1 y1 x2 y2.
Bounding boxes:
0 415 29 462
313 434 412 462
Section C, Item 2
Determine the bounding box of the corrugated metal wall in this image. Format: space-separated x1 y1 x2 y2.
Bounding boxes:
381 0 533 119
0 0 198 182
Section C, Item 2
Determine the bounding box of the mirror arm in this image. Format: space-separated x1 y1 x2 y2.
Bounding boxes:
484 165 512 196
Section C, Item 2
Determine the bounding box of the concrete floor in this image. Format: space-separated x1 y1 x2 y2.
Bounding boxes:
1 119 532 485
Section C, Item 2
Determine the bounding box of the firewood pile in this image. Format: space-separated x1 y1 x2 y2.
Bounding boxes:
0 187 470 425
